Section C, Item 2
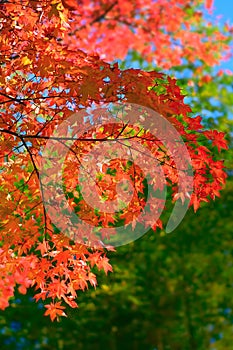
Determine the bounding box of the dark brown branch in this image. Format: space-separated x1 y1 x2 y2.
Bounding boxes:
69 1 117 35
0 92 26 106
19 136 48 234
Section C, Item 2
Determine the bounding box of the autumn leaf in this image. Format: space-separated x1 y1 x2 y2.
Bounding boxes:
61 0 79 11
204 130 228 152
21 56 32 66
205 0 213 10
44 302 67 322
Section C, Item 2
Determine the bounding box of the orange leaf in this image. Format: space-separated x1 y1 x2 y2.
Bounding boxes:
44 302 67 322
205 0 213 10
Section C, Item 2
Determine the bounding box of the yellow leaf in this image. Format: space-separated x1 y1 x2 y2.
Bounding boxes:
22 56 32 66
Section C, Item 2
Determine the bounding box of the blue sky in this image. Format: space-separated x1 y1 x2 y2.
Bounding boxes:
214 0 233 23
212 0 233 70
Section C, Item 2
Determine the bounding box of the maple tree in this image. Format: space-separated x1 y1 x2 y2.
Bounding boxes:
61 0 230 70
0 0 229 321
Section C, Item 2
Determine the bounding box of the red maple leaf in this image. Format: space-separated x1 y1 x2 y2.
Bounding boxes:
204 130 228 152
44 302 67 322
